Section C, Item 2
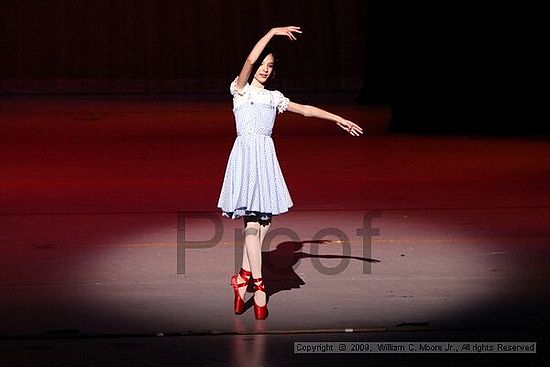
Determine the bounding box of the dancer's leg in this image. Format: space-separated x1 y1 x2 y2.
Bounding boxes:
241 215 272 309
259 223 271 247
241 237 251 273
235 245 251 300
231 219 259 314
244 221 262 277
243 220 266 307
253 222 271 307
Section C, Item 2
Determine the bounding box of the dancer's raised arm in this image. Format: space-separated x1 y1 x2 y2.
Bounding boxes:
234 26 302 91
287 102 364 136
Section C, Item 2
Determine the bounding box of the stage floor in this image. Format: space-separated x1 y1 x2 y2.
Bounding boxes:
1 98 549 365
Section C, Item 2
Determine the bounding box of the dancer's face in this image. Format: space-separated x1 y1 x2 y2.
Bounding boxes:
253 53 275 86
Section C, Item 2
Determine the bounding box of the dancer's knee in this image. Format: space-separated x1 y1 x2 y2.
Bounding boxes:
244 221 260 236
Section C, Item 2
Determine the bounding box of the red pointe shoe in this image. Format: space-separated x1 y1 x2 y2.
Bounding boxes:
253 278 268 320
230 268 251 315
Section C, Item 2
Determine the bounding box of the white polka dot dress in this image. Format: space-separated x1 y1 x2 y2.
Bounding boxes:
217 77 293 220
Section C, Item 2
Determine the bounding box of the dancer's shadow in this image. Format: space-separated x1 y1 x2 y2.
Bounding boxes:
243 240 380 310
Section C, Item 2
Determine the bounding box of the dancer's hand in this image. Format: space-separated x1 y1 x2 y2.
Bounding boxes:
269 26 302 41
337 118 364 136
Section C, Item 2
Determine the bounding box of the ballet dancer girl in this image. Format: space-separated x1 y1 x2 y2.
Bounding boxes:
217 26 363 320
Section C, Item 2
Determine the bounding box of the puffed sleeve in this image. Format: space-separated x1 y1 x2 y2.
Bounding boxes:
272 90 290 114
230 77 249 97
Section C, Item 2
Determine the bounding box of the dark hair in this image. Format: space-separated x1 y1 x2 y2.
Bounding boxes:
249 47 277 85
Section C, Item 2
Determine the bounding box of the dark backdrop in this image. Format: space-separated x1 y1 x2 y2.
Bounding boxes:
360 1 546 134
1 1 545 134
0 0 365 94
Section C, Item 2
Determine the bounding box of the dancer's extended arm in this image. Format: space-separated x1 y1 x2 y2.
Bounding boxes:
234 26 302 91
287 102 364 136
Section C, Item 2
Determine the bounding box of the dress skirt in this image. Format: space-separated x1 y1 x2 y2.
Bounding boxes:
217 134 293 220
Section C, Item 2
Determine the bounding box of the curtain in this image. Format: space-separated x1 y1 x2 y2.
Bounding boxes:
0 0 365 94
